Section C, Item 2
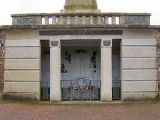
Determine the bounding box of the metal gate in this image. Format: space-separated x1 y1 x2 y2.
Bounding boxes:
61 78 100 100
112 79 121 100
41 81 50 101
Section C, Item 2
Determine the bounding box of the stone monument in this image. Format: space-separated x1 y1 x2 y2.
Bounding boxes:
64 0 98 12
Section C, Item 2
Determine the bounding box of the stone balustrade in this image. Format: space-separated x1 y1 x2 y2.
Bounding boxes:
11 13 151 25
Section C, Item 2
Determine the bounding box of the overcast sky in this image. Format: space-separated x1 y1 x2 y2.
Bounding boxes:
0 0 160 25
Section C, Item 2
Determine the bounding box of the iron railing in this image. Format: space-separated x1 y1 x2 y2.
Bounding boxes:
112 79 121 100
41 80 50 101
61 78 100 100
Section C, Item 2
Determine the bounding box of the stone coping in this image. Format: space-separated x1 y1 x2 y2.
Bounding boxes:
1 25 160 30
11 12 151 17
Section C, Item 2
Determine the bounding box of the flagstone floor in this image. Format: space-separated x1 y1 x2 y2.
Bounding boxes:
0 101 160 120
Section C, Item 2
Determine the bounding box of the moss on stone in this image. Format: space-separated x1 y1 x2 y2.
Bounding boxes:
91 0 98 10
64 0 98 12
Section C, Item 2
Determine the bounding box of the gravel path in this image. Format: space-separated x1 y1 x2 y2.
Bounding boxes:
0 102 160 120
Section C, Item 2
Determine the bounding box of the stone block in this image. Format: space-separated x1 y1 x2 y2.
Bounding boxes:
50 47 61 101
122 69 157 80
5 59 40 70
4 82 40 93
122 58 156 69
122 46 156 58
12 16 42 25
4 29 38 40
4 70 39 81
122 92 157 101
3 93 40 101
5 47 40 59
122 39 156 46
5 40 40 47
101 47 112 101
122 81 158 92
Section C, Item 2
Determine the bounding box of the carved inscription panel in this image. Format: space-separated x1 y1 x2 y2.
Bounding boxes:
17 18 36 24
126 16 145 24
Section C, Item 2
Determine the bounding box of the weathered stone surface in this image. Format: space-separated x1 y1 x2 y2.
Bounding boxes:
4 82 40 93
122 81 157 92
64 0 98 12
3 93 40 101
122 58 156 69
5 40 40 47
101 45 112 102
3 29 38 40
50 46 61 101
4 71 39 81
122 39 156 46
5 47 40 59
5 59 40 70
122 46 156 58
126 16 145 24
12 17 42 25
123 29 157 39
122 69 157 80
122 92 157 101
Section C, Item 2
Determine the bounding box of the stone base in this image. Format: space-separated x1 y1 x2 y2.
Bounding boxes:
123 92 158 101
3 93 40 101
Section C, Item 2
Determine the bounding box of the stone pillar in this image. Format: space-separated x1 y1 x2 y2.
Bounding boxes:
74 16 79 24
52 16 56 24
90 16 94 25
101 40 112 102
112 16 116 25
97 16 101 24
45 16 49 25
67 16 71 25
59 16 63 24
50 40 61 101
105 16 109 24
82 16 86 25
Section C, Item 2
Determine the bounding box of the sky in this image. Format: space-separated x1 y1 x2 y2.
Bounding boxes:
0 0 160 25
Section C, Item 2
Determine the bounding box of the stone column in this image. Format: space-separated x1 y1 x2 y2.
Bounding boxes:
112 16 116 25
52 16 56 24
105 16 109 24
82 16 86 25
97 16 101 24
74 16 79 24
67 16 71 25
90 16 94 25
59 16 63 24
101 40 112 102
45 16 49 25
50 40 61 101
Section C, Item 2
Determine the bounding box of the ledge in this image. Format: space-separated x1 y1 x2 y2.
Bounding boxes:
11 12 151 17
0 24 158 30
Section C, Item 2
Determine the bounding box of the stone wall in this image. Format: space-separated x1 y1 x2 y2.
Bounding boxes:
122 29 158 101
3 29 40 101
156 31 160 98
0 32 5 90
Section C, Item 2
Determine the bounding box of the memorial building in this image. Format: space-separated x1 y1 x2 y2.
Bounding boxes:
0 0 160 102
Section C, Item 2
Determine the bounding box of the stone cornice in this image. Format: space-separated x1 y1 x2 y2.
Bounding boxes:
11 12 151 17
1 24 160 30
